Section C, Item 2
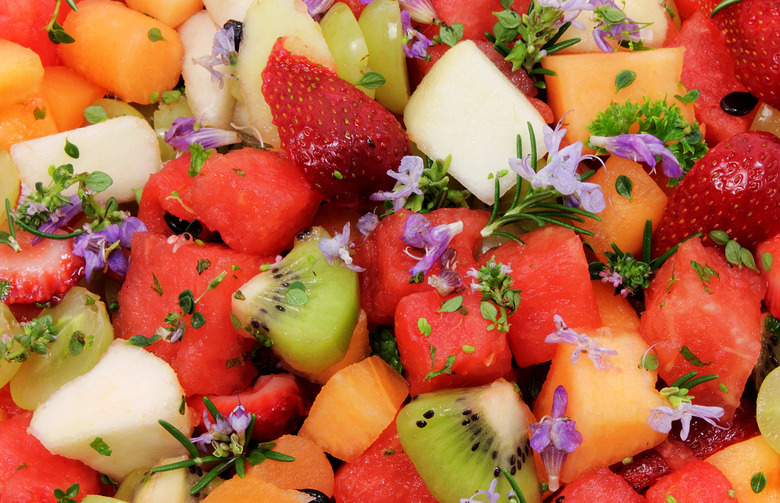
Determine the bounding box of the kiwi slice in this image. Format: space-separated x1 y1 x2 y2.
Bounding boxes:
397 379 541 503
231 226 360 374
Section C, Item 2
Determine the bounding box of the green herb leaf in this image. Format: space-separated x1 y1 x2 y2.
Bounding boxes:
33 106 47 120
615 70 636 93
148 27 165 42
191 312 206 329
439 22 464 47
480 301 498 323
152 273 163 296
90 437 112 456
84 171 113 192
68 331 87 356
64 138 79 159
724 239 741 266
690 260 719 294
161 90 181 103
439 295 463 313
680 345 710 367
763 252 774 272
196 259 211 274
233 290 245 300
417 317 431 337
708 230 730 246
674 89 700 104
286 281 308 306
615 175 633 201
178 290 195 314
355 72 386 90
424 344 456 380
462 345 475 353
207 271 227 290
751 471 767 493
83 105 108 124
188 143 213 177
640 353 659 370
665 494 678 503
126 334 161 347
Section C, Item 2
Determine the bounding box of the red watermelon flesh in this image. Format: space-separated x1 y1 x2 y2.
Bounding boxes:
333 420 437 503
0 0 65 66
555 466 646 503
667 11 754 146
423 0 531 42
113 232 271 396
137 153 198 235
0 412 101 503
394 290 515 396
645 459 734 503
483 226 602 367
356 208 489 325
190 148 321 256
639 238 766 421
756 233 780 318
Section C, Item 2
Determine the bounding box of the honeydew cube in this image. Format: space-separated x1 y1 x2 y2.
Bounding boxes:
9 115 162 204
29 340 193 481
403 40 548 205
178 10 237 129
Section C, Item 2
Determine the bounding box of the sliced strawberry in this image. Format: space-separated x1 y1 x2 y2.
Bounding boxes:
188 373 308 442
614 448 673 492
715 0 780 109
757 233 780 318
262 39 411 203
0 230 84 304
674 398 761 458
652 131 780 256
673 0 719 19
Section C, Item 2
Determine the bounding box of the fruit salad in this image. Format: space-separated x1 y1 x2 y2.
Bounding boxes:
0 0 779 501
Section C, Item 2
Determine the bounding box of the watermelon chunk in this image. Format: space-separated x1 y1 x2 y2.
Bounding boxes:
555 466 646 503
113 232 271 396
355 208 489 325
645 459 735 502
757 233 780 318
394 290 514 396
483 226 602 367
137 153 198 235
639 238 766 420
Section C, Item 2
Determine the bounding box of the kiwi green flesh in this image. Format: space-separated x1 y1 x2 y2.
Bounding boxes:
753 313 780 390
396 379 540 503
231 227 360 374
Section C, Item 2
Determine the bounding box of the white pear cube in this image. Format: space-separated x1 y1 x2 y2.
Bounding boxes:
179 11 238 129
10 116 162 204
404 40 548 205
29 340 193 481
236 0 335 147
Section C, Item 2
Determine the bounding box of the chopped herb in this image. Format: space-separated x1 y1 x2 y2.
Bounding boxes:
763 252 774 272
333 171 343 180
751 471 767 493
437 22 464 47
126 334 161 347
355 72 386 90
178 290 195 314
690 260 719 294
615 175 633 201
150 91 159 103
68 331 91 357
83 105 108 124
424 344 455 380
674 89 700 104
33 107 47 120
665 495 678 503
148 28 165 42
438 296 463 313
233 290 246 300
108 301 119 314
286 281 308 306
0 315 58 363
54 483 80 503
179 395 186 415
132 188 143 205
64 139 79 159
719 381 729 393
190 312 206 329
680 346 710 367
161 90 181 103
90 437 112 456
230 312 243 330
369 326 403 373
417 317 431 337
640 353 659 370
188 143 213 177
462 345 475 353
233 168 246 177
615 70 636 93
196 259 211 274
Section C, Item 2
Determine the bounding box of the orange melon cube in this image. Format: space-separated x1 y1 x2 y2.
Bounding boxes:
590 280 640 332
581 156 668 261
60 0 184 105
246 434 335 497
542 47 695 150
40 66 105 132
705 435 780 502
534 326 668 483
308 310 371 385
0 95 58 151
202 476 301 503
0 40 45 109
126 0 204 28
299 356 409 462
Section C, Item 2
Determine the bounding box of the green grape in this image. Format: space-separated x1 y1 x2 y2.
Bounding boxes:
757 365 780 454
0 148 20 229
87 98 146 123
320 2 375 99
0 303 22 388
153 95 193 162
10 287 114 410
358 0 410 114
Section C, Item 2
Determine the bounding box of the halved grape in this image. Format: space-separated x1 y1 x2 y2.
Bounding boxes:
0 303 22 387
10 287 114 410
757 365 780 454
320 2 375 99
0 148 20 229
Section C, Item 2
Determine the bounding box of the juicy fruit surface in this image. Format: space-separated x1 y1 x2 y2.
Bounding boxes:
653 131 780 254
645 459 735 502
245 434 335 496
262 40 410 202
555 466 645 503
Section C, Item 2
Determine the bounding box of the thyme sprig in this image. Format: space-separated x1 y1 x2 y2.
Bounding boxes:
45 0 79 45
0 315 59 363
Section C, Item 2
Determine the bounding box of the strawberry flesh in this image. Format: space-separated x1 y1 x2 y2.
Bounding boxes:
262 40 411 204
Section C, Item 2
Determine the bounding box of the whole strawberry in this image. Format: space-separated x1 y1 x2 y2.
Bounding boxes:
262 40 411 203
653 131 780 256
715 0 780 109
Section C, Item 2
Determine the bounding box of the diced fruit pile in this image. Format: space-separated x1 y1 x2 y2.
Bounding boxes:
1 0 780 501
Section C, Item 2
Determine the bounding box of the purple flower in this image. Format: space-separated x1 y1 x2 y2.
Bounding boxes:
193 25 238 88
427 249 463 295
228 403 251 435
589 133 683 178
303 0 335 17
402 213 463 277
400 0 439 24
590 0 646 53
370 155 425 211
400 10 433 60
164 117 241 152
647 402 725 441
460 478 500 503
545 314 617 370
72 217 146 281
530 385 582 492
509 119 606 213
318 223 365 273
538 0 594 29
357 212 379 237
33 194 82 245
119 217 146 248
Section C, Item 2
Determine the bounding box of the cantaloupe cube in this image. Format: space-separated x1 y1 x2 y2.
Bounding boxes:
0 40 45 109
542 48 695 150
299 356 409 462
126 0 204 28
581 156 668 261
246 434 335 496
591 280 640 331
40 66 105 132
0 95 58 151
60 0 184 104
534 326 668 483
202 477 302 503
706 435 780 502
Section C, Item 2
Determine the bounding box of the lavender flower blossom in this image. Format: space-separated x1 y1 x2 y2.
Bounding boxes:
427 249 463 296
400 0 440 24
460 478 500 503
401 10 433 60
599 268 630 297
31 194 83 245
510 118 606 213
303 0 335 17
402 213 463 277
72 217 146 281
530 385 583 492
164 117 241 152
318 222 365 272
370 155 425 211
193 25 238 88
545 314 618 370
190 403 250 455
357 212 379 237
537 0 595 29
590 0 647 53
589 133 683 178
646 402 725 441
